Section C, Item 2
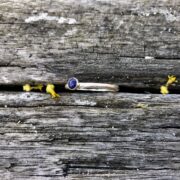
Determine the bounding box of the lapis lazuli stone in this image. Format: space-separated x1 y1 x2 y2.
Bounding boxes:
68 78 78 89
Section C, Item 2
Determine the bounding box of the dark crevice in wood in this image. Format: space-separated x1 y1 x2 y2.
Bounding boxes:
29 175 63 177
0 65 37 69
0 84 179 94
119 86 160 94
68 166 173 171
0 87 179 94
155 126 180 129
122 86 177 94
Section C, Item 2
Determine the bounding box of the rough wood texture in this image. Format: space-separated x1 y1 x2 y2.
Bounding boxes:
0 92 179 179
0 0 180 179
0 0 179 89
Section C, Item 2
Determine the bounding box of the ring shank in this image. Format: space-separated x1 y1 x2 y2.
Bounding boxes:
77 83 119 92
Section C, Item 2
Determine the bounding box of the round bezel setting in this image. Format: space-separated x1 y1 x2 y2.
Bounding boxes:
67 77 79 90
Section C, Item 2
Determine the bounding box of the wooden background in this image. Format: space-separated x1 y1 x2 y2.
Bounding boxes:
0 0 180 179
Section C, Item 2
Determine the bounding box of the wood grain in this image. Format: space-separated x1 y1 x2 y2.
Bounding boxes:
0 0 180 179
0 92 179 179
0 0 179 88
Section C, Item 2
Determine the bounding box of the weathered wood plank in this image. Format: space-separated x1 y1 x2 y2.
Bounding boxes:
0 57 180 89
0 92 179 108
1 170 180 180
0 0 179 87
0 0 179 179
0 92 179 179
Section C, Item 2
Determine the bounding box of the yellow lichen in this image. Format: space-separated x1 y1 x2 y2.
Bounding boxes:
23 84 31 92
23 84 43 92
166 75 178 86
46 84 60 98
136 103 148 109
160 85 169 95
160 75 177 95
32 84 43 91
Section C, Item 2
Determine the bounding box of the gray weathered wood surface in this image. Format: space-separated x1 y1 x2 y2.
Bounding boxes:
0 0 180 179
0 92 180 179
0 0 179 88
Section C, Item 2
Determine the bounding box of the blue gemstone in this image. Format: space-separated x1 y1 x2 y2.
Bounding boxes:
68 78 78 89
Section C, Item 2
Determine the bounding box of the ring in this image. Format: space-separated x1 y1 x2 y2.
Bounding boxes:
65 77 119 92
